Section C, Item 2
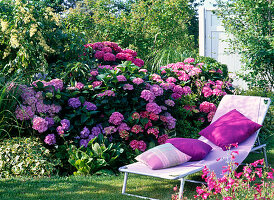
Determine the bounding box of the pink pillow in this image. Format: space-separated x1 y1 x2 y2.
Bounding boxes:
166 138 212 161
135 143 191 170
199 109 262 150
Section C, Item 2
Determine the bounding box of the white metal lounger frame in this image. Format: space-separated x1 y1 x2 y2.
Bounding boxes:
119 96 271 200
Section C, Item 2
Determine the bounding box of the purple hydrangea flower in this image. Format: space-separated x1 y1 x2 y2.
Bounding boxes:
140 90 155 102
68 97 81 109
146 102 162 114
44 134 56 145
80 127 90 138
83 101 97 111
61 119 70 131
56 126 64 135
91 126 101 136
150 84 163 96
79 139 89 148
45 117 55 127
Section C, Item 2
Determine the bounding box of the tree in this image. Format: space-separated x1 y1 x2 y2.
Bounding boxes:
214 0 273 90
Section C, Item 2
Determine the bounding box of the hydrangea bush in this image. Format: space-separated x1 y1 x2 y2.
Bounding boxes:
14 41 233 173
158 58 233 138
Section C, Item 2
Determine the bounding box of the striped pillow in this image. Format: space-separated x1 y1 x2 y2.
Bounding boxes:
135 143 191 170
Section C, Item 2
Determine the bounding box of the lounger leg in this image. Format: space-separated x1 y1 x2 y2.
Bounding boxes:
178 178 185 200
262 146 268 167
122 172 128 194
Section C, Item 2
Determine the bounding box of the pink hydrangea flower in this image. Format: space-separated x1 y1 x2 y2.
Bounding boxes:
131 125 143 134
94 51 104 59
90 70 98 76
138 140 147 151
117 75 127 82
202 86 213 98
146 102 162 114
139 69 147 73
166 77 177 83
104 126 117 135
213 88 224 96
132 112 140 120
150 84 163 96
44 134 56 145
109 112 124 125
149 113 159 121
75 82 84 90
123 84 134 90
122 49 137 57
178 71 190 82
217 69 223 74
207 111 215 122
184 57 195 63
160 82 175 90
48 79 63 91
132 78 144 85
32 117 48 133
119 130 129 140
171 92 182 100
182 86 192 95
151 73 162 82
104 53 116 61
92 81 102 88
147 128 159 138
140 90 155 102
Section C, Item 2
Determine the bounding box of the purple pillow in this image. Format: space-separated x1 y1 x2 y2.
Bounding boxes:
135 143 191 170
199 109 262 151
166 138 212 161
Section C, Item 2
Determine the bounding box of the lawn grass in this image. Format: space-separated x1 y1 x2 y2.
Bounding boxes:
0 135 273 200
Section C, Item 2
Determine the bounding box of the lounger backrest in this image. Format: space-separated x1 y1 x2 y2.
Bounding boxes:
211 95 271 125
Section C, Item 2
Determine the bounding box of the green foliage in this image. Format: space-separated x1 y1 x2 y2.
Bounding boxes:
68 134 124 175
0 137 60 177
0 76 22 139
214 0 273 90
67 0 198 62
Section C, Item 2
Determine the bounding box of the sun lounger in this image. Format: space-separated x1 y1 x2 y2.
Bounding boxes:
119 95 271 200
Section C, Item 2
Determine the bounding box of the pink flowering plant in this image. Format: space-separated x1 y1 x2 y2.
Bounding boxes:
158 57 233 137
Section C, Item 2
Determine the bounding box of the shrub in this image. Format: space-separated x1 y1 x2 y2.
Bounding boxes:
0 137 60 177
214 0 273 90
68 134 124 175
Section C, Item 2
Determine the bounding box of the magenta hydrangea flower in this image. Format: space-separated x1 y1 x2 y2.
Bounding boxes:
75 82 84 90
140 90 155 102
122 49 137 57
131 125 143 134
171 92 182 100
178 71 190 81
109 112 124 125
147 128 159 138
150 84 163 96
165 99 175 107
32 117 48 133
116 53 128 60
97 90 116 97
207 111 215 122
104 53 116 61
160 82 175 90
90 70 98 76
130 140 139 150
184 57 195 63
15 105 34 120
80 127 90 138
151 73 162 82
133 58 144 67
139 69 147 73
44 134 56 145
123 84 134 90
61 119 70 131
146 102 162 114
158 134 168 144
83 101 97 111
138 140 147 152
117 75 127 82
94 51 104 59
102 46 112 53
213 88 224 96
199 101 216 113
98 65 113 70
68 97 81 109
91 42 104 50
132 78 144 85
